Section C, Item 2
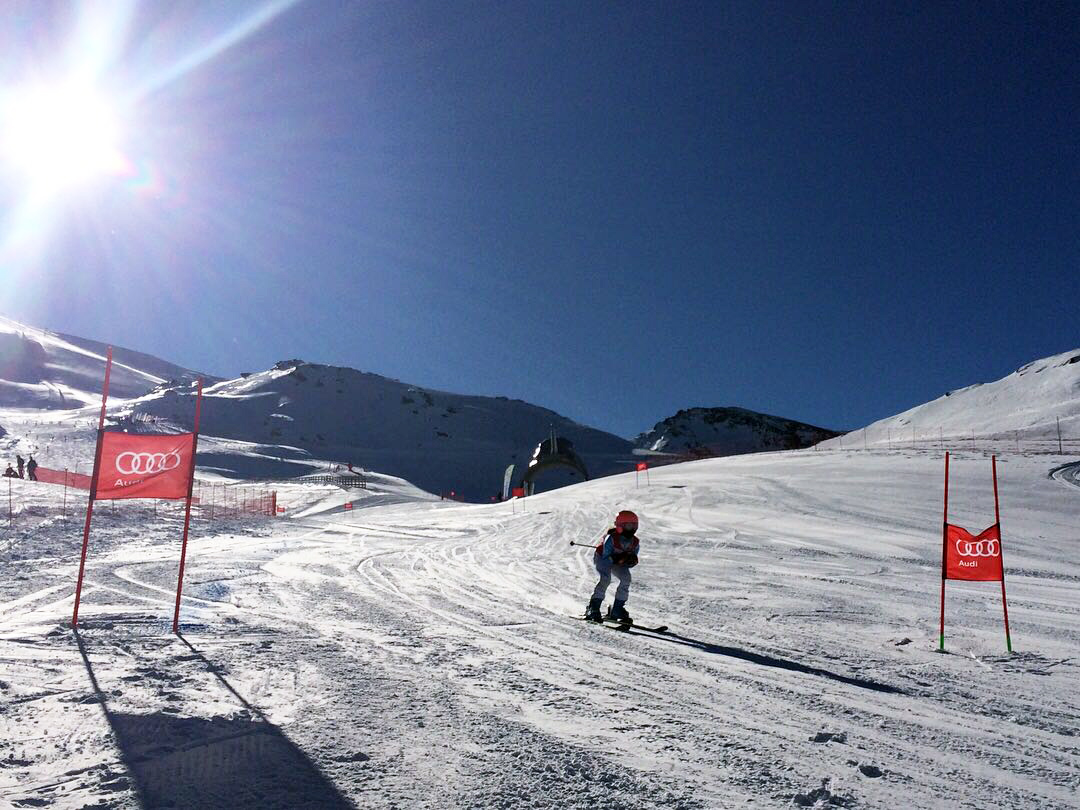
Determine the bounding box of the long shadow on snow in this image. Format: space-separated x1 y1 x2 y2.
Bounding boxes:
625 627 903 694
75 630 357 809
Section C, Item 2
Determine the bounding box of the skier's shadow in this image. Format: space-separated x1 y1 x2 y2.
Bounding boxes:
626 628 903 694
75 630 358 809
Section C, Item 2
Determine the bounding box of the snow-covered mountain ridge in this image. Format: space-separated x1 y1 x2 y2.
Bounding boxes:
818 348 1080 449
0 316 210 409
124 359 635 499
0 315 849 499
1 312 1077 498
634 406 838 457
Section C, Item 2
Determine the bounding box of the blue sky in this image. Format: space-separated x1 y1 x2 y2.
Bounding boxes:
1 1 1077 437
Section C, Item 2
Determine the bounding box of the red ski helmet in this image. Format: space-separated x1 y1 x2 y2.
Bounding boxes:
614 510 639 533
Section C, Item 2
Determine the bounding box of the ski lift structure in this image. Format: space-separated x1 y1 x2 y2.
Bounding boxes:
518 427 589 496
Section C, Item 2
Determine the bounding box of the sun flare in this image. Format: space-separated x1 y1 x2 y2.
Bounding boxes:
1 82 125 192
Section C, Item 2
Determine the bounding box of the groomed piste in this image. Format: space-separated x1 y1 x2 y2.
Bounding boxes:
2 438 1078 808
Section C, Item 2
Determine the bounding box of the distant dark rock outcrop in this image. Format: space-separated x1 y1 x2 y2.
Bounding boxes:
634 407 839 458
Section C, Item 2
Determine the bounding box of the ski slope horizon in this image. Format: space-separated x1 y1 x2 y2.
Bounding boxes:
1 312 1077 500
1 443 1077 808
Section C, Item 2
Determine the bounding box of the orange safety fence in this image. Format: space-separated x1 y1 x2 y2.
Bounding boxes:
23 469 277 519
35 467 93 489
191 483 278 518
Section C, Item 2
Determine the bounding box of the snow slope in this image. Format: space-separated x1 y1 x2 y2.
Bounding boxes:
820 348 1080 449
2 444 1077 808
635 406 839 457
0 315 209 409
124 360 636 500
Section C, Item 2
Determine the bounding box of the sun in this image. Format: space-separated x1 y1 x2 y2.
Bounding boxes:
1 82 125 193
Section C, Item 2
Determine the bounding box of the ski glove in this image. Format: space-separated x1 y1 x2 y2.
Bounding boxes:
613 552 639 568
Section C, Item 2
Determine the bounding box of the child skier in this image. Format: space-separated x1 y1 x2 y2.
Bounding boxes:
585 510 640 623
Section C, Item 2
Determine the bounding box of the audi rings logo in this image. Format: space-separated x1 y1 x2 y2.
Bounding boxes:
115 451 183 476
955 538 1000 558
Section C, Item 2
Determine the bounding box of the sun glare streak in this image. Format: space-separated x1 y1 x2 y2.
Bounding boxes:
0 0 302 288
129 0 302 101
65 1 137 80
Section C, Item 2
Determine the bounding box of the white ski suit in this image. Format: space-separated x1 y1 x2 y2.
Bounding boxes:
591 528 639 602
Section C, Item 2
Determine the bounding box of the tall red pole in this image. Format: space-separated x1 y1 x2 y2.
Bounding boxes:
72 348 112 628
173 380 203 634
992 456 1013 652
939 452 950 651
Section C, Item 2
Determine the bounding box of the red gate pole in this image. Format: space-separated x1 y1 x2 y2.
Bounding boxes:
992 455 1013 652
939 452 950 651
72 348 112 628
172 380 204 634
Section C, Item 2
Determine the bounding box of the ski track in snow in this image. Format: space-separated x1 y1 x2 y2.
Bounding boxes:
1 448 1079 808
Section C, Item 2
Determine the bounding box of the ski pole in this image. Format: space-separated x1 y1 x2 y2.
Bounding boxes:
571 524 613 549
570 530 607 549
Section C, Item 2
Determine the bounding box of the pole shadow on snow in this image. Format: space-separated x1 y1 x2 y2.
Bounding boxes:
625 628 903 695
75 630 358 809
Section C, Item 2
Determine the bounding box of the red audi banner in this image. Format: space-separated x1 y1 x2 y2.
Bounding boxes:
95 432 196 500
944 523 1003 581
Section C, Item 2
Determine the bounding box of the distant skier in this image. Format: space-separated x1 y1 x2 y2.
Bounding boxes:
26 456 37 481
15 455 24 479
3 465 17 478
585 510 641 623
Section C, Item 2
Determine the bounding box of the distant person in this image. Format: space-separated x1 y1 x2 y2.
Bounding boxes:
584 510 641 624
3 465 17 478
15 455 24 479
26 456 37 481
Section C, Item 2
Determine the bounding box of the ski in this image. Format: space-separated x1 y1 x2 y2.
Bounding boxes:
574 616 669 634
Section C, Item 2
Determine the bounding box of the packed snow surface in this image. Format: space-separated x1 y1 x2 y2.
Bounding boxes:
2 444 1078 808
